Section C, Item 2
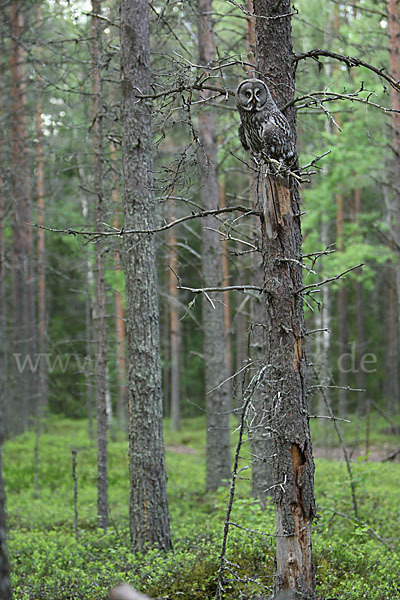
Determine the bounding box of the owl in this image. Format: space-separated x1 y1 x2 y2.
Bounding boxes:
235 78 296 167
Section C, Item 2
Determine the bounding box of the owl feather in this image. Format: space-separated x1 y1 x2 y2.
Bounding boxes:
235 78 296 167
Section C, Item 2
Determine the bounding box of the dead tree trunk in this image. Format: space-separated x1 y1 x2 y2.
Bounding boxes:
253 1 316 597
120 0 172 551
197 0 231 492
91 0 108 531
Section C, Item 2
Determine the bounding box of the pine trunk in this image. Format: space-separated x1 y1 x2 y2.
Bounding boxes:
10 0 33 432
91 0 108 531
35 7 48 412
0 446 11 600
336 195 348 415
253 1 316 596
120 0 172 551
197 0 231 492
387 0 400 414
168 209 181 432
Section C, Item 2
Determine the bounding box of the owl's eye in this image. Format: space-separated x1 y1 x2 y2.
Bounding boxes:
245 90 251 97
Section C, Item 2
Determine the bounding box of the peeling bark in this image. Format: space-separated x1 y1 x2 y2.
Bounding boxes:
253 1 316 597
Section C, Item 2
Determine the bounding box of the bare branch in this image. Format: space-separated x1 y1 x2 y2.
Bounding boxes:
297 263 363 294
293 49 400 94
33 205 257 240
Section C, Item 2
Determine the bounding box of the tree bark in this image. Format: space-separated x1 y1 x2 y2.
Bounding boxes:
91 0 108 531
168 206 181 431
0 446 11 600
0 49 10 597
243 1 274 507
0 39 8 438
10 0 34 432
386 0 400 413
110 139 127 432
352 190 367 414
253 1 316 597
120 0 172 551
336 194 348 415
386 259 399 413
36 5 47 413
219 180 233 405
197 0 231 492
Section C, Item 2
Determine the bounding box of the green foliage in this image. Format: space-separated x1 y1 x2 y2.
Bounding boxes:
4 419 400 600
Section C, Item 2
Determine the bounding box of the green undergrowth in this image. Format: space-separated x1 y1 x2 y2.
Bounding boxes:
3 417 400 599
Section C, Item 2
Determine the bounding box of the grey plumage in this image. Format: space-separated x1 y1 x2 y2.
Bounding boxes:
235 78 295 166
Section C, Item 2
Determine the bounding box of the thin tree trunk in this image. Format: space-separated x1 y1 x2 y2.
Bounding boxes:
386 0 400 413
253 1 316 597
315 220 331 416
114 286 127 429
91 1 108 531
197 0 231 492
219 181 233 403
120 0 172 551
0 46 8 438
168 206 181 431
243 1 274 507
336 194 348 415
110 143 127 432
386 260 399 413
0 446 11 600
9 0 31 433
162 292 171 419
352 190 367 414
36 6 47 413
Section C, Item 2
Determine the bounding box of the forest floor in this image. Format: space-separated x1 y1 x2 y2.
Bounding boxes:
3 414 400 600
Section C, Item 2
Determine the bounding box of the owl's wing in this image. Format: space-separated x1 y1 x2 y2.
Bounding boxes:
238 122 249 152
269 110 292 139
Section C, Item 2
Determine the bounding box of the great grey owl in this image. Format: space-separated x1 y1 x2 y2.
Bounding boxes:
235 78 296 166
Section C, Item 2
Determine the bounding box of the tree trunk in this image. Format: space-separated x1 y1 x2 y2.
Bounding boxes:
386 260 399 413
219 180 233 405
168 206 181 431
10 0 33 432
386 0 400 413
0 299 10 598
0 44 8 438
35 6 48 413
243 1 274 506
120 0 172 551
352 190 367 414
110 140 127 432
0 446 11 600
197 0 231 492
336 194 348 415
91 0 108 531
253 1 316 597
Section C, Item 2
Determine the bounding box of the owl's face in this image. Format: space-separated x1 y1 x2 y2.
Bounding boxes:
236 79 269 112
